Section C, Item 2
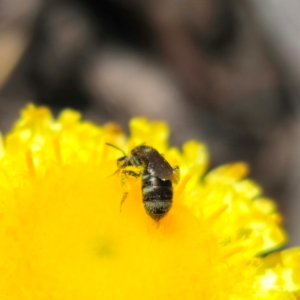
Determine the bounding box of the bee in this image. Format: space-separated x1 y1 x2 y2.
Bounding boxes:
107 144 180 221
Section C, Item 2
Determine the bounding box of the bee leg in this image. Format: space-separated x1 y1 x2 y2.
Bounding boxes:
123 170 141 178
120 192 128 211
171 165 180 184
119 170 141 212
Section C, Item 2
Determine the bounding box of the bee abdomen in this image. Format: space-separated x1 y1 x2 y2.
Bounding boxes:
142 184 173 201
142 172 173 220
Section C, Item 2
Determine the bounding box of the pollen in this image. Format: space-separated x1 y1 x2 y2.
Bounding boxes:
0 104 299 300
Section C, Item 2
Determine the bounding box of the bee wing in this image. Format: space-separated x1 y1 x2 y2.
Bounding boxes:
148 158 179 183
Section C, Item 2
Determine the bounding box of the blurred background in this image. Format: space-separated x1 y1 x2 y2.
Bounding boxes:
0 0 300 245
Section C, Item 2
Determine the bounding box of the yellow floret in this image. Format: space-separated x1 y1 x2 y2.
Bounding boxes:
0 104 299 299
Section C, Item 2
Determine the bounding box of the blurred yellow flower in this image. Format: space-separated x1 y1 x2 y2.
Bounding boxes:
0 104 299 299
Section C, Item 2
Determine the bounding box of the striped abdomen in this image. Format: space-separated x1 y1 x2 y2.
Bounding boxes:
142 169 173 221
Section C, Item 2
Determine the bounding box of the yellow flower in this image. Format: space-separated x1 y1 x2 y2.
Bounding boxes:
0 104 299 299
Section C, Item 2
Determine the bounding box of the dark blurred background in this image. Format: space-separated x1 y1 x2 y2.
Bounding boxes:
0 0 300 245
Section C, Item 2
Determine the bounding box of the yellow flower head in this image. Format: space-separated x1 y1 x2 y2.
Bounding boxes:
0 104 299 299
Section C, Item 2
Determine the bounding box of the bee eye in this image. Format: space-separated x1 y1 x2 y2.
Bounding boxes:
131 156 141 167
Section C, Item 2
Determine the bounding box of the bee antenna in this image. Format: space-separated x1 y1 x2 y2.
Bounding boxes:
105 143 126 156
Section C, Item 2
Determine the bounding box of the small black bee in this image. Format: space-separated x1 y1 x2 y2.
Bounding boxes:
107 144 180 221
